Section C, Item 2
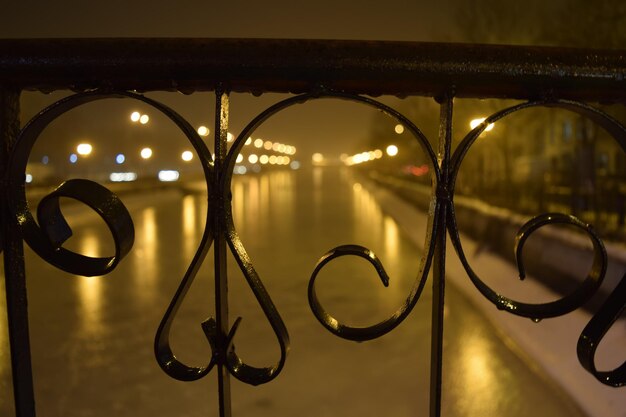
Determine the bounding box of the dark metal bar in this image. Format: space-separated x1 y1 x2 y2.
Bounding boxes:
0 88 36 417
429 93 454 417
1 39 626 100
213 89 232 417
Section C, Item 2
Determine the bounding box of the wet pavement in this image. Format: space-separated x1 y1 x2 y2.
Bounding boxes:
1 167 587 417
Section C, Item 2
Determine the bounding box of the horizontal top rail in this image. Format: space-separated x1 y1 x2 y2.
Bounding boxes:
0 38 626 100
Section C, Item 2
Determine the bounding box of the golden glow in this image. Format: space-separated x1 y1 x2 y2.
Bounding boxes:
245 137 252 145
182 195 198 258
470 117 494 131
130 111 141 122
233 180 244 231
227 132 234 142
260 155 269 164
394 123 404 134
78 233 103 332
139 114 149 124
254 138 264 148
312 153 324 164
386 145 399 157
140 147 153 159
269 155 277 165
248 154 259 164
197 126 209 136
181 150 193 162
263 140 273 150
76 143 92 156
384 216 399 261
236 154 244 163
130 206 158 306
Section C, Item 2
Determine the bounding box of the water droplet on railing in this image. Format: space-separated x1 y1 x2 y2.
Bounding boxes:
531 318 542 323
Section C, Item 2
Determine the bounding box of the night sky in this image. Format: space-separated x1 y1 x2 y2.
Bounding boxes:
0 1 601 162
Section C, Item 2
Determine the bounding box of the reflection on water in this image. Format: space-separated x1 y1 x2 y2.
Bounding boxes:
384 216 400 264
77 233 103 333
139 207 157 275
458 330 498 414
131 206 159 305
231 172 295 239
77 277 103 334
0 167 588 417
182 195 198 258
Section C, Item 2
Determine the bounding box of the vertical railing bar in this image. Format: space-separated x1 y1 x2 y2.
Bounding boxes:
213 88 233 417
429 92 454 417
0 88 36 417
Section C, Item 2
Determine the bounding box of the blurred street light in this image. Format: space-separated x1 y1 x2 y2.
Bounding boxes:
395 124 405 134
76 143 92 156
470 117 494 131
312 153 324 165
140 147 153 159
197 126 209 136
181 151 193 162
386 145 399 157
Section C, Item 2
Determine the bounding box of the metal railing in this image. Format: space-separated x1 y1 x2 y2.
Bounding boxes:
1 39 625 417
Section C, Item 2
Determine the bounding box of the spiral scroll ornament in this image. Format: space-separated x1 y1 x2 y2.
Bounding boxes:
448 99 626 385
5 92 137 276
305 97 625 386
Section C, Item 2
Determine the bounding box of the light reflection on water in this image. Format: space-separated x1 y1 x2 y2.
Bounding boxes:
77 233 103 334
0 168 589 417
458 330 498 414
131 206 159 306
182 195 198 258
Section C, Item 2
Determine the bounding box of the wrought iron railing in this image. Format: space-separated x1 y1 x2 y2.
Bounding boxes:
1 39 625 417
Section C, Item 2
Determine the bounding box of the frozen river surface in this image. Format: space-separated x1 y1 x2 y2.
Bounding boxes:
0 167 586 417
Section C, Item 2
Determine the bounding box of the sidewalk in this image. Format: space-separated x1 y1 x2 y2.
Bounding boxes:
362 177 626 417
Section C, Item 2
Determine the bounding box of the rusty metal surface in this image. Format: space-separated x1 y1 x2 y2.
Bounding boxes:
0 38 625 100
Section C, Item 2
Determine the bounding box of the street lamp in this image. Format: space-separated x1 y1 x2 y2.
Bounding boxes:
386 145 399 157
131 111 150 124
181 151 193 162
470 117 494 131
197 126 209 136
140 147 153 159
394 124 405 134
76 143 92 156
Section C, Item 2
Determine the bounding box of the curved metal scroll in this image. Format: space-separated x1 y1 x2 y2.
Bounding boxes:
577 274 626 387
447 100 626 319
447 99 626 383
6 89 289 386
223 91 441 343
157 92 290 386
5 92 138 276
308 244 392 341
